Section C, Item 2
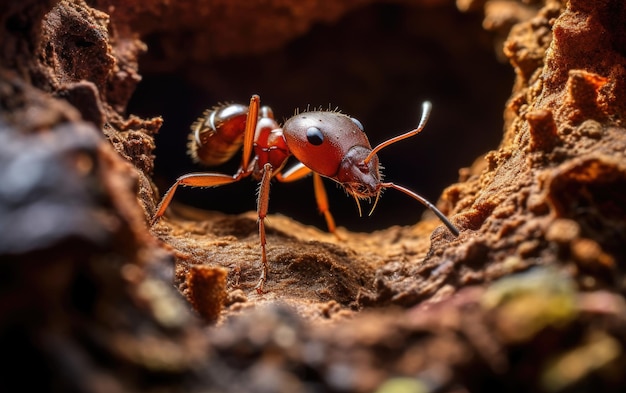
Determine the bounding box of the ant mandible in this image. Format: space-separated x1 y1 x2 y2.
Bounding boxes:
152 95 459 293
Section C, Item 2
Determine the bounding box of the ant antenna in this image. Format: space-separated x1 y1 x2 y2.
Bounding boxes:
357 101 458 235
364 101 432 165
382 182 459 236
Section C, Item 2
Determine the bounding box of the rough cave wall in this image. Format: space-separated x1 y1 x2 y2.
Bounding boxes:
439 0 626 295
1 0 626 392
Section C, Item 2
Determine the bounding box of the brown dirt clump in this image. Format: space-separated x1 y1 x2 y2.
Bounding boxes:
2 0 626 392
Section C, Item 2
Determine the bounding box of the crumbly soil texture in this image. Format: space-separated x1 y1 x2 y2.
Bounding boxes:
2 0 626 392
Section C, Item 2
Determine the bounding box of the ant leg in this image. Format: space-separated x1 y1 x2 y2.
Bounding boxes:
241 95 260 170
152 182 180 225
151 172 246 225
276 163 339 237
254 163 274 294
275 162 312 182
312 173 338 236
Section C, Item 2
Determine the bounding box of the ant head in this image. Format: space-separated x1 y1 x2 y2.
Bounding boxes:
283 111 373 178
335 146 381 199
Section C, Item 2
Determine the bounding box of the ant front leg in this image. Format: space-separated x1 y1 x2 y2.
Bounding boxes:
312 173 337 235
276 163 339 237
254 162 274 294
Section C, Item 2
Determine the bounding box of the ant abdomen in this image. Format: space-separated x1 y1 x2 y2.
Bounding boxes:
188 103 249 166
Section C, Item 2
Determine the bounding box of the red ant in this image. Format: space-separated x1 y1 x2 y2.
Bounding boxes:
152 95 459 293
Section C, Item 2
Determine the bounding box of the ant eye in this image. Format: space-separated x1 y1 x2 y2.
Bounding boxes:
350 117 364 131
306 127 324 145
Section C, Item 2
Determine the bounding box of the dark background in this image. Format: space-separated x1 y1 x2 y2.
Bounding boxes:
129 3 512 231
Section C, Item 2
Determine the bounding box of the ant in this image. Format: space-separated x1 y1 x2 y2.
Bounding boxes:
152 95 459 293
